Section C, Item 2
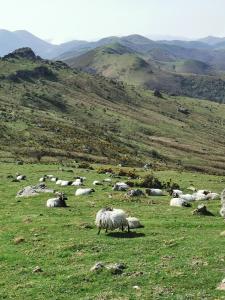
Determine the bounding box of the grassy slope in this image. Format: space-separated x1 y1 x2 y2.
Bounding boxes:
1 54 225 173
67 44 225 103
1 163 225 299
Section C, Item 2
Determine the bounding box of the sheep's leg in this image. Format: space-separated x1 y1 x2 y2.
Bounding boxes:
105 226 108 233
127 224 130 233
121 225 124 232
97 228 101 235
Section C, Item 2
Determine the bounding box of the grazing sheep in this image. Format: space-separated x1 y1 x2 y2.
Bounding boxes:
146 188 164 196
126 217 144 229
75 188 95 196
95 207 129 234
39 176 47 182
46 192 68 208
220 189 225 218
112 182 129 191
170 198 191 207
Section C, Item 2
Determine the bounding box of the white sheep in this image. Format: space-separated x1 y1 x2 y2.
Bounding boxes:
72 179 83 186
206 192 220 200
46 192 68 208
61 180 72 186
93 180 102 186
172 189 183 197
126 217 143 229
95 207 129 234
146 188 164 196
75 188 95 196
16 174 26 181
103 178 112 183
56 179 62 185
50 177 58 182
112 182 129 191
180 194 196 202
170 198 191 207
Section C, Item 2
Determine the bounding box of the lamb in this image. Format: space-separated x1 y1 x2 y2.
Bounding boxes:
95 207 129 234
170 198 191 207
46 192 68 208
112 182 129 191
75 188 95 196
220 189 225 218
146 188 164 196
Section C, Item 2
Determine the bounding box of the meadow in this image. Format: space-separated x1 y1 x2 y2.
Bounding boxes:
1 162 225 299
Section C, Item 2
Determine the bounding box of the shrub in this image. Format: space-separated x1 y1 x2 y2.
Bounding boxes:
138 174 163 188
77 162 93 170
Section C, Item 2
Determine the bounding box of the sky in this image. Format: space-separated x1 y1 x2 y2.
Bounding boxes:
1 0 225 44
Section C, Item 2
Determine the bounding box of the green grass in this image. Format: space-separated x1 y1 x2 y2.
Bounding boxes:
1 162 225 299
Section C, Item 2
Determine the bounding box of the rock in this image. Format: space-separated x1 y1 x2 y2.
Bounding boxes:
32 266 43 273
90 262 105 272
192 204 214 216
217 278 225 290
16 184 55 197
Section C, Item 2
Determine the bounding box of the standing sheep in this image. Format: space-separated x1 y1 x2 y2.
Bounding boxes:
95 207 129 234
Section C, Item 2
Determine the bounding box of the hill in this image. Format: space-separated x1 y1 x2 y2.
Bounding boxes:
1 48 225 174
66 43 225 103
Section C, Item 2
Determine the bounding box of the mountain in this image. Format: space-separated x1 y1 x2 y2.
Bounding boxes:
1 48 225 174
0 29 55 58
198 36 225 45
171 59 213 75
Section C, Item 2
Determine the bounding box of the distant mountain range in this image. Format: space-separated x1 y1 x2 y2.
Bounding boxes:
2 30 225 102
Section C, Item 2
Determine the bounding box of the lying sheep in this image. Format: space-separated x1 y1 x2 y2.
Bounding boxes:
180 194 195 202
72 179 83 186
16 174 26 181
95 207 129 234
171 189 183 197
112 182 129 191
75 188 95 196
61 180 73 186
146 188 164 196
170 198 191 207
93 180 103 186
50 177 58 182
56 179 62 185
126 189 145 197
206 192 220 200
46 192 68 208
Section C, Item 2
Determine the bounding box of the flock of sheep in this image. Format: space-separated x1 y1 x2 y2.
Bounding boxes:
14 170 225 235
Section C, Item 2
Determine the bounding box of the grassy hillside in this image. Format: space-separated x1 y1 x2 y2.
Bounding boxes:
67 44 225 103
1 163 225 299
1 48 225 174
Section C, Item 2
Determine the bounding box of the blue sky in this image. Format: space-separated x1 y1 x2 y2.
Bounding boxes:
1 0 225 43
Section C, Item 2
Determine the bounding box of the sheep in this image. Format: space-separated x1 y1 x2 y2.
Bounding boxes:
72 179 83 186
46 175 54 179
170 198 191 207
61 180 72 186
171 189 183 197
103 178 112 183
95 207 129 234
220 189 225 218
179 194 196 202
50 177 58 182
46 192 68 208
93 180 103 186
193 190 210 201
126 189 145 197
112 182 129 191
75 188 95 196
146 188 164 196
206 192 220 200
16 174 26 181
126 217 143 229
56 179 62 185
39 176 47 182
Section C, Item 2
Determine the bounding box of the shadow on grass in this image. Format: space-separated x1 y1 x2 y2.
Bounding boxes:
107 231 145 239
